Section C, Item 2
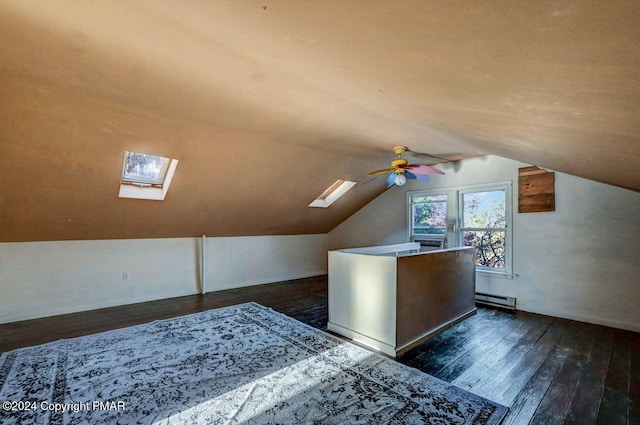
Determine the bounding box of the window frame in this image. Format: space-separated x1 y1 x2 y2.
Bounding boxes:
457 182 512 275
407 181 513 276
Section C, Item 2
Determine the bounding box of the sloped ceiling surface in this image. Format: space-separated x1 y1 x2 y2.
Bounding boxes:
1 1 639 242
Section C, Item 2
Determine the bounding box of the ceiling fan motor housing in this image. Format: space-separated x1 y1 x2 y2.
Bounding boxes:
391 159 408 170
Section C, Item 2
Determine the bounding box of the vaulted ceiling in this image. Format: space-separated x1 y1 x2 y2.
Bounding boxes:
1 1 639 242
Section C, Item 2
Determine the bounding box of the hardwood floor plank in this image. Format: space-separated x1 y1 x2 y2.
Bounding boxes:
436 314 531 382
500 342 571 425
481 317 568 406
563 329 613 425
407 312 520 376
596 331 631 425
453 314 553 394
528 322 597 424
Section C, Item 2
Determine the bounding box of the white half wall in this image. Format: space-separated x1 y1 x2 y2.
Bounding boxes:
329 155 640 332
0 234 328 324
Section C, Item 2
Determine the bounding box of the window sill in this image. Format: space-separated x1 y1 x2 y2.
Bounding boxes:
476 269 518 280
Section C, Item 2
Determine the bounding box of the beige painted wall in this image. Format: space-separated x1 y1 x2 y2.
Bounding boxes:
329 155 640 332
203 234 328 291
0 234 328 323
328 188 408 250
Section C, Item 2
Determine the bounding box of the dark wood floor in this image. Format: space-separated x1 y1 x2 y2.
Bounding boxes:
2 275 638 425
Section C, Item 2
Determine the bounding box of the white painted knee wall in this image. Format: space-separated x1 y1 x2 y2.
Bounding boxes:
0 234 328 323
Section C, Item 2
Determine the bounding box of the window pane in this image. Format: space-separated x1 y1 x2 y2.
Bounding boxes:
122 151 168 184
463 230 505 268
462 190 506 228
413 201 447 235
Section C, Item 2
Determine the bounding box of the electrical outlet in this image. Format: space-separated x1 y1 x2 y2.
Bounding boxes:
122 272 129 280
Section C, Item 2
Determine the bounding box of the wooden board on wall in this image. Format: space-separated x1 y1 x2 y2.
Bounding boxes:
519 166 555 213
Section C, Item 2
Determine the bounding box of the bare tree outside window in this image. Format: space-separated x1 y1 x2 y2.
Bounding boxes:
411 194 447 236
461 190 506 269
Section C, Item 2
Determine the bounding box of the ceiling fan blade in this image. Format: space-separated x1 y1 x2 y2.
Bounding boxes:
405 148 454 163
368 168 395 176
413 173 431 183
405 164 445 175
405 171 430 183
386 172 397 188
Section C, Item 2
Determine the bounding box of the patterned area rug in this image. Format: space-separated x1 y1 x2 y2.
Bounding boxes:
1 303 507 424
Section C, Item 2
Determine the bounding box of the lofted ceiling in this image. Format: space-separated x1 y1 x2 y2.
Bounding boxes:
1 1 639 242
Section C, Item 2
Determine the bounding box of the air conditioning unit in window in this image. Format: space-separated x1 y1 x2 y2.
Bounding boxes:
411 235 446 251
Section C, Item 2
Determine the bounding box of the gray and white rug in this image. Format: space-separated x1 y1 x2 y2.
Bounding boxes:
1 302 507 424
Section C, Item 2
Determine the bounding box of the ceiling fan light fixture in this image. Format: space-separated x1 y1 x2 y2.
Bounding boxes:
394 173 407 186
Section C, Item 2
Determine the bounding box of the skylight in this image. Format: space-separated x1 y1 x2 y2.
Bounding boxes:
119 151 178 200
308 180 356 208
121 151 171 186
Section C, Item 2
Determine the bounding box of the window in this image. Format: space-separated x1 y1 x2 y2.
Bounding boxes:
308 180 356 208
410 193 447 236
459 187 509 271
408 182 512 275
119 151 179 201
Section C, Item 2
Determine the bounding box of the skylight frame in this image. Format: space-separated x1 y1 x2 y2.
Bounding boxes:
118 151 179 201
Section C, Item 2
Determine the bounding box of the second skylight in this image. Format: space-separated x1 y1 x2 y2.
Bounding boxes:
309 180 356 208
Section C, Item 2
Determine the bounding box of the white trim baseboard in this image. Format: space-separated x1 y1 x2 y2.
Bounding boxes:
516 304 640 333
327 322 397 357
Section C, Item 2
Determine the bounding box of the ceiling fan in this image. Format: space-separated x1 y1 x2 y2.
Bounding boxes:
368 146 445 188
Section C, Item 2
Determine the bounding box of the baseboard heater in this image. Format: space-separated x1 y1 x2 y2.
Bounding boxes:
475 292 517 310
